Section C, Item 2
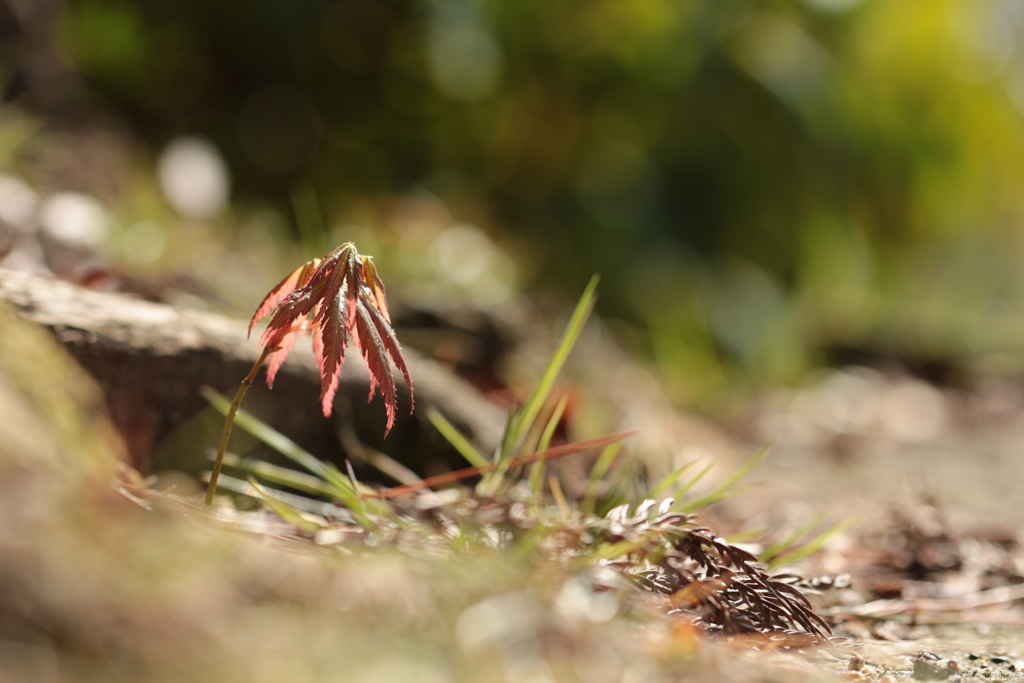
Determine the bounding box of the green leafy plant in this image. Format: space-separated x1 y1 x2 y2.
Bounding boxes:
205 242 413 507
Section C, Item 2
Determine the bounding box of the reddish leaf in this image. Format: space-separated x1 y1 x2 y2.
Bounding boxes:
248 243 414 433
310 248 351 326
360 256 390 322
248 259 320 337
363 299 413 410
354 302 397 431
259 283 322 349
317 294 348 415
265 321 302 387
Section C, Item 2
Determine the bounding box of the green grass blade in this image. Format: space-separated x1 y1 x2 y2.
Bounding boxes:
586 537 644 563
207 473 351 518
479 404 521 494
204 387 362 499
529 394 570 500
203 387 331 480
428 408 488 468
501 275 598 459
319 458 392 520
496 401 518 463
220 453 337 498
320 462 362 499
648 461 700 499
765 515 858 569
580 442 623 516
723 527 767 544
247 476 323 534
674 444 770 513
343 460 372 529
758 512 828 563
667 459 717 506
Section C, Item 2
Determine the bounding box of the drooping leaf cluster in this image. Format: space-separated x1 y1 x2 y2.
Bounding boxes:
248 242 412 433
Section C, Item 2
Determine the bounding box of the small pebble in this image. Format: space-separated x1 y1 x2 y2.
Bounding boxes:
848 655 866 671
913 651 957 681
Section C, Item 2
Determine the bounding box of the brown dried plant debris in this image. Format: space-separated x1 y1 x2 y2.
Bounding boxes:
248 243 412 431
594 499 832 641
212 483 833 643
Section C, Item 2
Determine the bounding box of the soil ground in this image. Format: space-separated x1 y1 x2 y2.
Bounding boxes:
731 368 1024 680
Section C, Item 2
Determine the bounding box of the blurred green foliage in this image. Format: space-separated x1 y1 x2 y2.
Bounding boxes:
38 0 1024 402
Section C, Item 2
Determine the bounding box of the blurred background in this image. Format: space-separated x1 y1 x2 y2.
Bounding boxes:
4 0 1024 412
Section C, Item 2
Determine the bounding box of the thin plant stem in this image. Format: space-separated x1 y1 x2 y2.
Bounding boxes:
205 345 276 507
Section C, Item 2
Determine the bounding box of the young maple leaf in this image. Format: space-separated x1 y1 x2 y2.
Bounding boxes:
248 243 413 434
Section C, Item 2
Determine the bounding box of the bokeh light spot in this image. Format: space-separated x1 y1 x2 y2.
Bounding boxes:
157 136 230 221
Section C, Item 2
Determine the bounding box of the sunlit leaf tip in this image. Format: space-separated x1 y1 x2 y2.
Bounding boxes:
248 258 321 338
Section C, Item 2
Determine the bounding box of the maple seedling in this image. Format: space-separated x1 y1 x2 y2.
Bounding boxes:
205 242 413 507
